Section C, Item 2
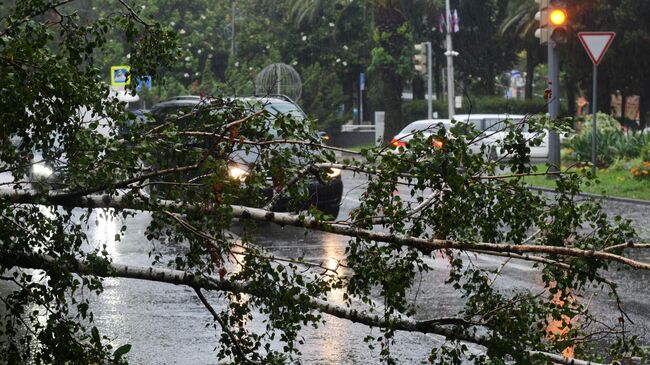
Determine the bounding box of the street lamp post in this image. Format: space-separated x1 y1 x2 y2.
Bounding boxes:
445 0 455 120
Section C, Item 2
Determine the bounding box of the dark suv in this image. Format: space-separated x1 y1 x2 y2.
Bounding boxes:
148 95 343 218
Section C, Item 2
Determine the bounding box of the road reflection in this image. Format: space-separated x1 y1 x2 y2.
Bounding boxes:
317 232 347 364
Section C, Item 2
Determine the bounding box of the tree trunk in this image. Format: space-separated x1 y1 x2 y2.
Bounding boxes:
375 2 406 142
382 70 404 139
525 47 535 100
343 70 354 115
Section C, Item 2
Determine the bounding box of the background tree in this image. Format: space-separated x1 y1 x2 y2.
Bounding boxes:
500 0 543 100
452 0 517 96
371 0 414 141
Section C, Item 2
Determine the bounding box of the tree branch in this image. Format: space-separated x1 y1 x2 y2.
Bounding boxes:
0 251 617 365
192 287 259 365
263 164 314 210
3 191 650 271
116 0 150 26
0 0 76 37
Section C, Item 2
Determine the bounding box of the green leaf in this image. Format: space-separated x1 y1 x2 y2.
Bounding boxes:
113 344 132 359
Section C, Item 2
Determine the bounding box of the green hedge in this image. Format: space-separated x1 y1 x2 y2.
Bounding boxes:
402 97 564 124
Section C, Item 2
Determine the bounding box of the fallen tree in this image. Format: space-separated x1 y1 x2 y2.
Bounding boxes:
1 1 649 365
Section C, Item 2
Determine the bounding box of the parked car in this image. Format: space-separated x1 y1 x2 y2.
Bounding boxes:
390 119 452 149
148 95 343 218
452 114 549 159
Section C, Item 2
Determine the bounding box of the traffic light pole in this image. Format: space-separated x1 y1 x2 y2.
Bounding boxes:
547 40 561 175
413 42 433 119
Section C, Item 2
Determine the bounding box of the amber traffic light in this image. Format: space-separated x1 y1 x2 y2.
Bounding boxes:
548 1 568 43
549 8 567 26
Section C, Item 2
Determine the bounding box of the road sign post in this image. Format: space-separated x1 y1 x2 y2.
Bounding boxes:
359 73 365 123
578 32 616 176
592 64 597 176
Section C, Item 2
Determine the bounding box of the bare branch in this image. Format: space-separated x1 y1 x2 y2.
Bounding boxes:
0 251 621 365
192 287 259 365
3 192 649 271
263 164 314 210
603 243 650 253
174 132 361 155
117 0 151 26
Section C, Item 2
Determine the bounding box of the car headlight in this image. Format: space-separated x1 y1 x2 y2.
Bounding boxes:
228 164 249 182
327 168 341 178
31 162 53 178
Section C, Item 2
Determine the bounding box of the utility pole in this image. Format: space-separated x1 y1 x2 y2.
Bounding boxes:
231 0 236 57
444 0 456 120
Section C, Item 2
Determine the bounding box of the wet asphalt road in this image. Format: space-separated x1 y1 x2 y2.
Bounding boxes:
3 170 650 364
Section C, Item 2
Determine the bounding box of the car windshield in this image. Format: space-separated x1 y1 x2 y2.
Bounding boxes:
456 118 483 131
263 102 305 121
484 117 527 132
151 98 311 139
399 121 446 134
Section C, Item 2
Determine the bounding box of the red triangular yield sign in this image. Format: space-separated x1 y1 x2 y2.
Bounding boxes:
578 32 616 65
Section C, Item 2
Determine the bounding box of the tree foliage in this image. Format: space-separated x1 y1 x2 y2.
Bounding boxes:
1 1 650 365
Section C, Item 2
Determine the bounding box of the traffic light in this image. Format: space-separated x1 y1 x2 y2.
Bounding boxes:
548 0 568 43
535 0 568 44
534 0 549 44
413 43 427 75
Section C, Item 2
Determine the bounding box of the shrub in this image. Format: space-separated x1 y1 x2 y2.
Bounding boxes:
563 130 620 167
458 96 551 116
402 99 448 123
640 141 650 161
630 161 650 180
579 112 622 134
402 97 561 124
613 132 650 159
564 130 650 167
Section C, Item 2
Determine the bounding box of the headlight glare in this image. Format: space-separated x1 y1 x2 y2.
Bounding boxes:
32 163 53 178
228 165 249 182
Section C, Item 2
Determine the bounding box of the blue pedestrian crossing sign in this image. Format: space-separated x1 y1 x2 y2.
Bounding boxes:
136 76 152 93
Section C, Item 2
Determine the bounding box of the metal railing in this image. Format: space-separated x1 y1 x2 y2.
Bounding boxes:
341 124 375 133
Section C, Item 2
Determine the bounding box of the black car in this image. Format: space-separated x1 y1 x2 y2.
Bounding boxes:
148 95 343 218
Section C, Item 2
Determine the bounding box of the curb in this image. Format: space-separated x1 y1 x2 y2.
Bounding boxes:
529 186 650 206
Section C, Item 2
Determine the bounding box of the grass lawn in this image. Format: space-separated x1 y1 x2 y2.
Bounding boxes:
522 164 650 201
